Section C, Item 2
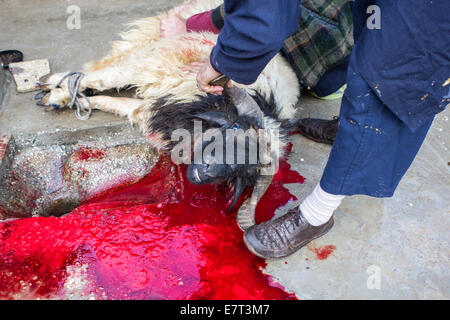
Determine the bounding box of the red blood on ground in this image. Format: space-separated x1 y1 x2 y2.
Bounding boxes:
0 149 304 300
308 245 336 260
72 148 106 162
255 153 304 223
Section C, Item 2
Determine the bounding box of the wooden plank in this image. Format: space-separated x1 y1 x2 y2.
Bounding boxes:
9 59 50 93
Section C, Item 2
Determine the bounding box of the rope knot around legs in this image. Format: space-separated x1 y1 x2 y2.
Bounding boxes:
55 72 92 120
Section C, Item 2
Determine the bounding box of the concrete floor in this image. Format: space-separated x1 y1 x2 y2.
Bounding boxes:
1 0 449 299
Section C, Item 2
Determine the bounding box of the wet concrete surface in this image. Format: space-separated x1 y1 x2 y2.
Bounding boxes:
0 0 448 299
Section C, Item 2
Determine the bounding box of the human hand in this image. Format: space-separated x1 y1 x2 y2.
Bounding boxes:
195 59 232 95
160 11 187 38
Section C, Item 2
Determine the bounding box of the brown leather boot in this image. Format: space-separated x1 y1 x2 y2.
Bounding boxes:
243 208 334 259
296 117 339 145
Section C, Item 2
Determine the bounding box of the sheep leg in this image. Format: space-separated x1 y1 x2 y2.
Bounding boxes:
82 95 145 117
35 66 137 110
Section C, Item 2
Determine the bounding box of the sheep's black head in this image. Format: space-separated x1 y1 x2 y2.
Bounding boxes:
186 117 260 182
148 87 278 211
186 86 267 209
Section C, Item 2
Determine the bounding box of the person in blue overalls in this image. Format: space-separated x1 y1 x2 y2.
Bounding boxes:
196 0 450 259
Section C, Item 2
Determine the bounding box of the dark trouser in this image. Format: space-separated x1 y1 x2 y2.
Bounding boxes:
310 55 350 97
320 53 434 197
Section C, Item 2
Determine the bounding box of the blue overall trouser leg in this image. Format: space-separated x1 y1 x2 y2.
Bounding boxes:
319 53 434 197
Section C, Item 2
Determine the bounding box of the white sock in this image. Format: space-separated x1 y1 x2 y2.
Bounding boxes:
300 183 345 226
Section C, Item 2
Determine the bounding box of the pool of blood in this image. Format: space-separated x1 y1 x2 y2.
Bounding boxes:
0 148 304 300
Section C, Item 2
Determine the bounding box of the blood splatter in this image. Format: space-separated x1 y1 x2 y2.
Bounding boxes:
308 245 336 260
72 148 106 163
0 150 304 300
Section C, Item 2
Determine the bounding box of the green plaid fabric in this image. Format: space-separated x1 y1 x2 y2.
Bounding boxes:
211 0 354 88
282 0 354 88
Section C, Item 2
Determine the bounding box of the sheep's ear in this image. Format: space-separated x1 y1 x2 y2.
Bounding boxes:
194 111 232 128
228 176 246 211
